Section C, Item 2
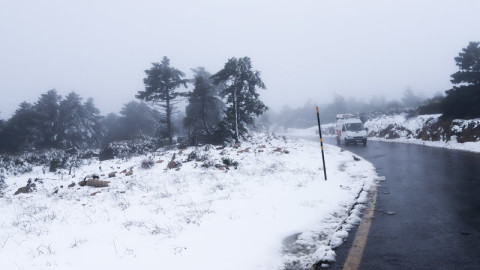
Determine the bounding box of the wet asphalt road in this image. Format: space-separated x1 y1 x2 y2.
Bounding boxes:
319 138 480 270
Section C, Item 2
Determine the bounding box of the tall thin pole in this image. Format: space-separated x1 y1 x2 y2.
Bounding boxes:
316 106 327 180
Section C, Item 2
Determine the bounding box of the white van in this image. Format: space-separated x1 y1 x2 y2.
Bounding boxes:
336 114 368 146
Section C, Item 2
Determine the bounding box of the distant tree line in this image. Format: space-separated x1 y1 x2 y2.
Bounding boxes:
0 90 163 153
0 91 100 152
270 88 426 128
0 56 268 153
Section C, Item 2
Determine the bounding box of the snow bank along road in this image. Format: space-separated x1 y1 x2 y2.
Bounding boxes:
0 134 378 270
320 138 480 270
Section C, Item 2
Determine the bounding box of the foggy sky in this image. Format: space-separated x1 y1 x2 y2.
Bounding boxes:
1 0 479 119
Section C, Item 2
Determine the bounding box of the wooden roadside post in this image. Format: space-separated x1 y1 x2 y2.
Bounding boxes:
316 106 327 180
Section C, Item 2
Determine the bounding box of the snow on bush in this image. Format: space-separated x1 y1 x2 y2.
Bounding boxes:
140 158 155 169
0 149 88 177
106 137 167 159
0 133 377 270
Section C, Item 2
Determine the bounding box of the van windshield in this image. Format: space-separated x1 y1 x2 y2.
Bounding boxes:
345 123 364 131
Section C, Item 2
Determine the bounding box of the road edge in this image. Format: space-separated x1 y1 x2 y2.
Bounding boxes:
341 180 378 270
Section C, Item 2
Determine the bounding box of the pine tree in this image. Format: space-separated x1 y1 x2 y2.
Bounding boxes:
0 102 40 152
442 42 480 119
102 113 123 143
120 101 163 138
451 42 480 85
184 68 224 145
211 57 267 142
58 92 84 148
82 97 103 147
136 57 188 144
33 89 61 148
58 92 102 148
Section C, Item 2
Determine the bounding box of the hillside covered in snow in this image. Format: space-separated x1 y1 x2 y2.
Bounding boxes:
0 133 377 270
365 114 480 153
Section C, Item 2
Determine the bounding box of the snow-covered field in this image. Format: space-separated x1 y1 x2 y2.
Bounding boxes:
0 134 377 270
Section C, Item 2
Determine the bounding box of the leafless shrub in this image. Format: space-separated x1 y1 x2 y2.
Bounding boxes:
31 243 56 257
0 234 10 251
184 202 214 225
116 197 131 211
137 181 152 193
40 212 57 223
153 185 171 199
123 220 146 231
141 158 155 169
149 222 180 238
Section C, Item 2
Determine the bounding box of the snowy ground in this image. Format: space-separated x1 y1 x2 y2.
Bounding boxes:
275 123 336 138
0 133 377 270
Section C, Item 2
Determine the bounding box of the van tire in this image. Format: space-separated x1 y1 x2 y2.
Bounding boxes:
363 139 367 146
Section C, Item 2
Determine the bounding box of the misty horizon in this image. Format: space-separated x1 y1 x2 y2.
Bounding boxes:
1 0 478 119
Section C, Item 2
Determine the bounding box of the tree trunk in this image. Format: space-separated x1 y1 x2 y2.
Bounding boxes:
233 90 239 143
201 94 211 135
166 91 173 145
